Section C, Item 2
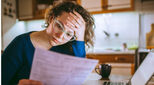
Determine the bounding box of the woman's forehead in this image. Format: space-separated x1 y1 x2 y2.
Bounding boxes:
56 12 71 24
56 12 74 32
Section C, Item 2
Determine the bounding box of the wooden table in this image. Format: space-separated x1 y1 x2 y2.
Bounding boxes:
83 73 154 85
86 51 135 74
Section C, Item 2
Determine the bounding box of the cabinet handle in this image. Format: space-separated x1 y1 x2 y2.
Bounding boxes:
87 57 93 59
115 57 118 61
115 57 126 61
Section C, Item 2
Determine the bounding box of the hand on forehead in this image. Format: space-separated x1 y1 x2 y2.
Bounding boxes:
57 11 84 25
57 11 85 36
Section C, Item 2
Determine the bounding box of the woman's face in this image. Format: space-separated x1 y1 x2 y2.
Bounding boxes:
46 12 75 46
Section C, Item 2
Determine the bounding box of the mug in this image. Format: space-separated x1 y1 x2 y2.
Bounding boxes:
95 64 112 79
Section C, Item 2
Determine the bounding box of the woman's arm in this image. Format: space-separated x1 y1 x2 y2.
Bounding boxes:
2 35 25 85
50 40 86 58
18 79 43 85
72 40 86 58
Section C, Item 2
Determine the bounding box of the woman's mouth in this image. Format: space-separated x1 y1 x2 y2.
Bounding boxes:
52 37 59 43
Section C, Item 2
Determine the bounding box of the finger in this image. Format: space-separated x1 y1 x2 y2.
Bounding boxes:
32 81 43 85
73 11 85 23
18 79 30 85
67 16 78 26
66 18 80 29
29 80 43 85
69 12 82 25
66 19 75 28
18 79 43 85
67 17 80 29
66 22 78 32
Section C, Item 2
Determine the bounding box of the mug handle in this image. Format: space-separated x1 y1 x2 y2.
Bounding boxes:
95 66 100 75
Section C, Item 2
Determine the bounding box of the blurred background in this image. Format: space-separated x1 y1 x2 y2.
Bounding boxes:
1 0 154 51
1 0 154 77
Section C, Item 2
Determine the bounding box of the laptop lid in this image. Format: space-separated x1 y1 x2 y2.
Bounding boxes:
130 52 154 85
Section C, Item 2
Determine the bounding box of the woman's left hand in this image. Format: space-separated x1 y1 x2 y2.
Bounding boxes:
66 11 86 41
18 79 43 85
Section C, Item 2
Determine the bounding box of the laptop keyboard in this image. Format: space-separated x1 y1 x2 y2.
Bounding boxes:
103 81 128 85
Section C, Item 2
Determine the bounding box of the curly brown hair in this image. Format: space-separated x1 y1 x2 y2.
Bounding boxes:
44 1 95 48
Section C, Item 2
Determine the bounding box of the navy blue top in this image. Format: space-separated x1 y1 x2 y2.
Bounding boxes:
2 32 86 85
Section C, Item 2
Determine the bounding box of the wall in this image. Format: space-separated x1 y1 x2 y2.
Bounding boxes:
137 0 154 48
22 12 139 51
25 20 45 32
1 19 45 50
2 21 26 50
1 0 45 50
92 12 139 51
1 0 26 50
139 13 154 48
2 12 139 51
2 0 154 50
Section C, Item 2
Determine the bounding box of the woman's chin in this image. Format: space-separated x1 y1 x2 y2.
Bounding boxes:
51 41 58 46
52 41 68 46
51 41 61 46
51 37 70 46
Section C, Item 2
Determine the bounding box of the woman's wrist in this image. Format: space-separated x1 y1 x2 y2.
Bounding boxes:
75 31 85 41
76 36 84 41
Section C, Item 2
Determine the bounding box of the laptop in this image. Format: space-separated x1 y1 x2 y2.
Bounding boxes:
103 52 154 85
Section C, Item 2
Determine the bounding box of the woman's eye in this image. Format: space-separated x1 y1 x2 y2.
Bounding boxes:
66 33 72 37
67 32 74 37
56 24 62 29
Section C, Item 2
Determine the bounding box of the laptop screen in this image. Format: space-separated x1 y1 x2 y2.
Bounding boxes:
131 52 154 85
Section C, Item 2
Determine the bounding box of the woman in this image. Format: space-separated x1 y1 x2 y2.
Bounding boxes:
2 1 95 85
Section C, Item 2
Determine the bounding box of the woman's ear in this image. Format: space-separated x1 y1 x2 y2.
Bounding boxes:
45 16 54 28
49 16 55 24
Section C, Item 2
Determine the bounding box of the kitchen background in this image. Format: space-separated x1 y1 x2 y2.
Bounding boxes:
1 0 154 77
2 12 140 51
1 0 154 51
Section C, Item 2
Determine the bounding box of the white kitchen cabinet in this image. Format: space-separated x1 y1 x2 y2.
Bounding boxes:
80 0 102 12
107 0 132 10
17 0 134 20
17 0 34 20
78 0 134 14
17 0 53 20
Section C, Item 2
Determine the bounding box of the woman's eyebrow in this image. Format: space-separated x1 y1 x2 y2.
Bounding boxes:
67 28 74 33
56 19 74 33
57 20 64 27
67 31 74 33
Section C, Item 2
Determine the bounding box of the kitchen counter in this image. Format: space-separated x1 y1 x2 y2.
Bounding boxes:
86 50 135 74
86 50 135 55
83 73 154 85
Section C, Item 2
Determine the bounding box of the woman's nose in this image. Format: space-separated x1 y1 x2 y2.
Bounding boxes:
57 32 65 39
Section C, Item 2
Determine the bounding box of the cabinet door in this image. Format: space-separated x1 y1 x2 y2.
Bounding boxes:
78 0 134 14
17 0 34 20
106 0 134 12
107 0 131 10
102 0 134 13
79 0 103 13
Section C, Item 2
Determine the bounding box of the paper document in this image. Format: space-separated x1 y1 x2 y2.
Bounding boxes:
30 48 98 85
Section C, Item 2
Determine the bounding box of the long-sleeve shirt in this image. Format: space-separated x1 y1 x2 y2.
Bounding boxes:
2 32 86 85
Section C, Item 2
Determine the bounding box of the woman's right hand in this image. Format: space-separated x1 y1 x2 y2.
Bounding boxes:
18 79 43 85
